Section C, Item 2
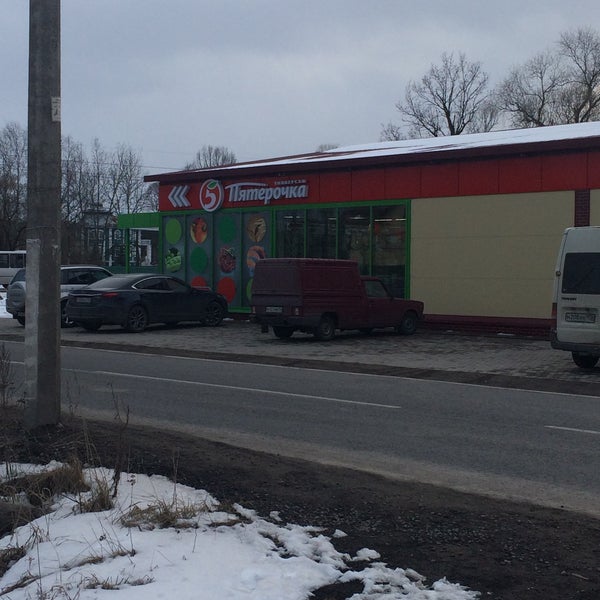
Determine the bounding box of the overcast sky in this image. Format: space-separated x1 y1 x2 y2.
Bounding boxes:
2 1 600 173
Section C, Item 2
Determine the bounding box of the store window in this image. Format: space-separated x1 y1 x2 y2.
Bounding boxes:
276 209 305 257
307 208 336 258
372 205 407 297
339 207 370 273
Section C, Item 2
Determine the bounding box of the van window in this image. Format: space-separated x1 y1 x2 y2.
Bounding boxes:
562 252 600 294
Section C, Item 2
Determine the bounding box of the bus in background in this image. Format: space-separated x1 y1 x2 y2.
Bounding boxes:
0 251 26 287
551 227 600 369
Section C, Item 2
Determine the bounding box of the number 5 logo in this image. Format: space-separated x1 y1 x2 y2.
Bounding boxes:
199 179 224 212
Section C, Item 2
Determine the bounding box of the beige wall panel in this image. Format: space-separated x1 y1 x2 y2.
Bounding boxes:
411 192 573 318
591 189 600 225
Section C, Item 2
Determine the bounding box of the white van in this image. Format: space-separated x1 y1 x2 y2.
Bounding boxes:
551 226 600 369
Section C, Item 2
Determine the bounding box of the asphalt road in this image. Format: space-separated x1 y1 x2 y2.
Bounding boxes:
4 338 600 517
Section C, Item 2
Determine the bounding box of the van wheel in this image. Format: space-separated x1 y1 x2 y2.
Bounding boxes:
572 352 599 369
396 311 418 335
315 316 335 341
273 326 294 339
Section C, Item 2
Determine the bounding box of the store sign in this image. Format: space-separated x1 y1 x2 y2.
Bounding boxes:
225 180 309 205
199 180 225 212
161 178 311 212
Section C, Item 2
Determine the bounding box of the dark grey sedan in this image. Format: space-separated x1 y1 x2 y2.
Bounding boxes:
66 274 228 332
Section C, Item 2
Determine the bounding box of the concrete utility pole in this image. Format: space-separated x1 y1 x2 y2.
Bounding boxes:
25 0 62 429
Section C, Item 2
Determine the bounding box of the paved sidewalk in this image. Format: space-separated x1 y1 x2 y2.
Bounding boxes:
1 316 598 393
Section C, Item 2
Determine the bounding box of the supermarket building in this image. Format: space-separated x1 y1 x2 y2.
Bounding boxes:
126 122 600 335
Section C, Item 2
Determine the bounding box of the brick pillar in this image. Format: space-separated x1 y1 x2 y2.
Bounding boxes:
574 189 590 227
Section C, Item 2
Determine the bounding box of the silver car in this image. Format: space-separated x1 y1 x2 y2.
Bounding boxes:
6 265 113 327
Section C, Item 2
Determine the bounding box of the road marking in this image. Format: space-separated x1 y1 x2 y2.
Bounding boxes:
545 425 600 436
60 345 600 399
66 368 402 411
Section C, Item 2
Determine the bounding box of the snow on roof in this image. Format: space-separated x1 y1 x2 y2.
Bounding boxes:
148 122 600 180
243 121 600 167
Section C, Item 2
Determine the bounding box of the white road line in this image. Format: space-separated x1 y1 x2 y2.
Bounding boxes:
66 368 402 410
545 425 600 436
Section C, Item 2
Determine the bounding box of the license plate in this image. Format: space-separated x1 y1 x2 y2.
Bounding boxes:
265 306 283 314
565 312 596 323
77 297 91 304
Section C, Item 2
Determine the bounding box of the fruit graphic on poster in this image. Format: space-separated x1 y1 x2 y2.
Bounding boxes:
246 245 266 275
217 276 236 303
246 215 267 242
190 217 208 244
218 246 236 273
165 247 182 272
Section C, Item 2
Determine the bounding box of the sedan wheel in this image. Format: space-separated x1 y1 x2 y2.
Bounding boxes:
61 301 76 328
125 305 148 332
204 301 224 327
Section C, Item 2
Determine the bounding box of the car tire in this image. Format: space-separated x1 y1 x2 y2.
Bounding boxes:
81 321 102 332
16 316 25 327
204 301 225 327
315 315 335 341
124 305 148 332
61 300 76 328
396 311 418 335
273 326 294 339
571 352 599 369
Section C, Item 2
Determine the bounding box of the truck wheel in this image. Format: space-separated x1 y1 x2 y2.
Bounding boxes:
572 352 599 369
315 316 335 341
396 311 418 335
273 326 294 339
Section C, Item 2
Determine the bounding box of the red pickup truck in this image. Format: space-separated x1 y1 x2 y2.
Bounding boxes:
250 258 424 340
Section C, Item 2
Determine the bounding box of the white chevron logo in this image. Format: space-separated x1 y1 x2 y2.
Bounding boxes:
168 185 191 208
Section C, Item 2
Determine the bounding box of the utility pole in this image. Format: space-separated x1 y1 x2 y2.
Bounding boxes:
25 0 62 429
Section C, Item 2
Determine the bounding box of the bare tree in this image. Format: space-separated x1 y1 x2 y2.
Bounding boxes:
497 27 600 127
185 145 237 169
315 143 339 152
388 52 497 138
558 27 600 123
106 144 150 215
497 51 567 127
379 123 406 142
0 123 28 249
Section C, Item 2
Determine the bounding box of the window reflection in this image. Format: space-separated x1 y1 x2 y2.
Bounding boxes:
372 205 406 297
276 209 304 257
307 208 336 258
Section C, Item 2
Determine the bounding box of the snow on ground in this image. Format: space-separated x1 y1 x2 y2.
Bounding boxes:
0 292 479 598
0 463 480 599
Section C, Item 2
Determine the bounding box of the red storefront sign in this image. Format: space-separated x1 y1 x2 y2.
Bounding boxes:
159 177 317 212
